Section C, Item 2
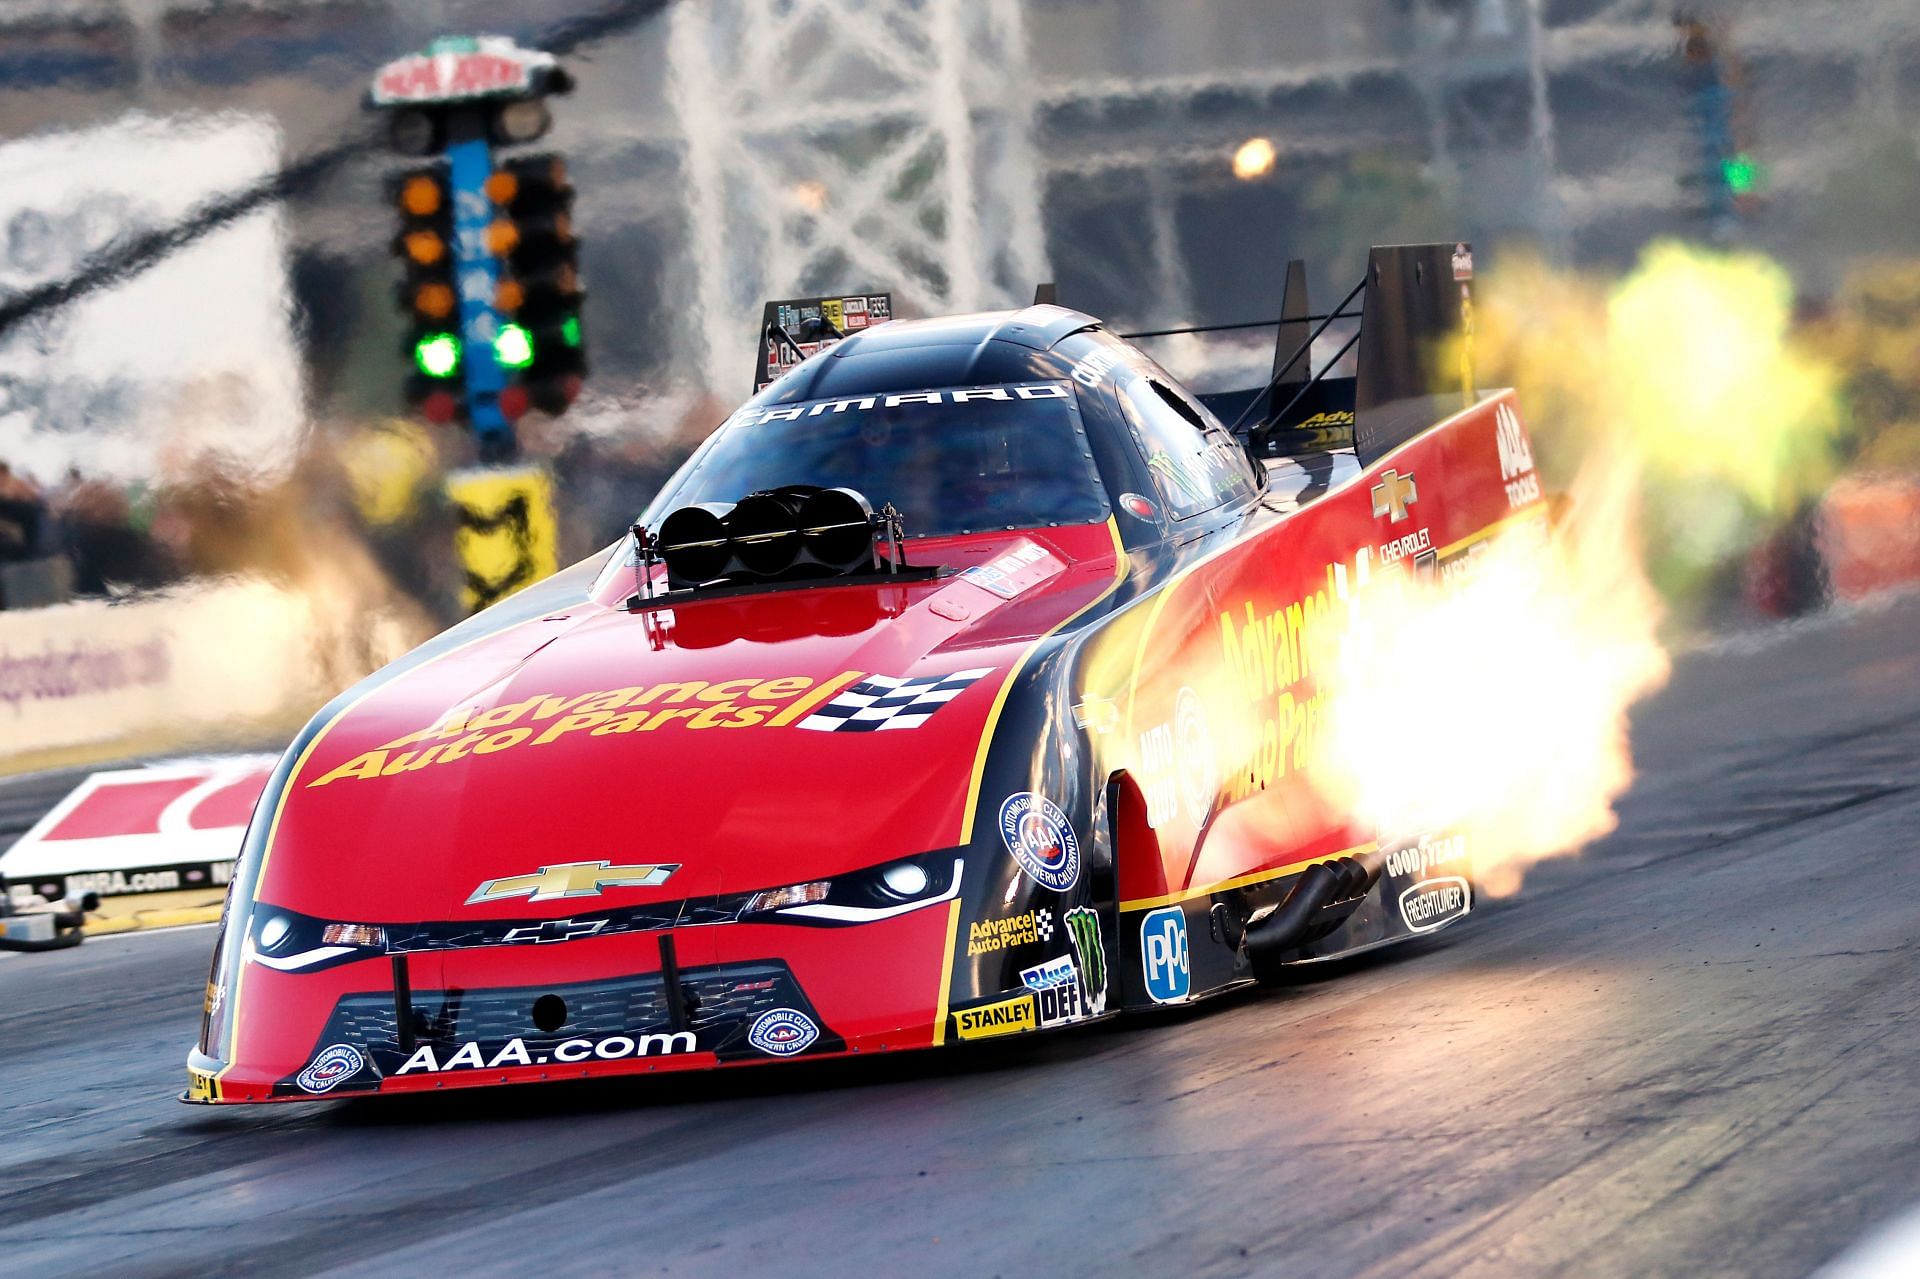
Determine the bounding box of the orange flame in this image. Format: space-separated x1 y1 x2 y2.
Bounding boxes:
1311 240 1844 894
1315 448 1669 896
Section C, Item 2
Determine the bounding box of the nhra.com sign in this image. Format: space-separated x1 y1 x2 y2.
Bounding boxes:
0 756 273 904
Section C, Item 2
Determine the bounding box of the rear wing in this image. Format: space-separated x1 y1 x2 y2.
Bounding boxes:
753 292 894 392
1124 241 1477 466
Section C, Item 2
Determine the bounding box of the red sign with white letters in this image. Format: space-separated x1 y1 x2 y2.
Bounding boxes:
0 757 274 900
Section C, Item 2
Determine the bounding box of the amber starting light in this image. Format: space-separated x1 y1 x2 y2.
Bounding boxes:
485 170 519 205
485 219 520 256
403 229 446 266
414 281 456 320
399 174 442 217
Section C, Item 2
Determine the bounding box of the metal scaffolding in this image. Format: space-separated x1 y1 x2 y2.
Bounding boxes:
666 0 1051 395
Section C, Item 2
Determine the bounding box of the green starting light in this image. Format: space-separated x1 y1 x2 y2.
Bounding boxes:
414 332 461 379
1722 153 1759 196
495 323 535 369
561 315 582 347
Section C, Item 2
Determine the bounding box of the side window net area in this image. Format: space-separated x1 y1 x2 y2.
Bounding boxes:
1120 379 1259 519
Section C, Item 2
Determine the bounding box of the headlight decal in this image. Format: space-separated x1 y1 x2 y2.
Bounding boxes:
774 858 964 923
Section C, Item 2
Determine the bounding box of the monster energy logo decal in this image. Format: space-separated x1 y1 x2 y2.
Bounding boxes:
1065 906 1107 1016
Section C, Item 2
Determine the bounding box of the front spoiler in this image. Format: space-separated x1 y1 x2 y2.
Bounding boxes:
182 1034 933 1105
187 899 979 1105
182 1008 1125 1105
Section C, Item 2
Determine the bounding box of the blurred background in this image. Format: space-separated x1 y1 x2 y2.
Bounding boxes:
1 0 1918 768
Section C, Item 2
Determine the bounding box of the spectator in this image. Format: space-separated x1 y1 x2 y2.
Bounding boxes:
0 461 47 562
51 466 175 594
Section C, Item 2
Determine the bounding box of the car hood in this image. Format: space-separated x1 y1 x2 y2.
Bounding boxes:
259 524 1120 924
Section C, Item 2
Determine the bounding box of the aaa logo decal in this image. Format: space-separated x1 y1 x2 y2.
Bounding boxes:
747 1007 820 1057
997 793 1080 892
296 1043 365 1094
1174 686 1216 825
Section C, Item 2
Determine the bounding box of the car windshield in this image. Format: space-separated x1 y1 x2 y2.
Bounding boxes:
647 381 1110 539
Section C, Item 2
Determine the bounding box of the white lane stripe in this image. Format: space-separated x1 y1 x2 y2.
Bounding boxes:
1814 1201 1920 1278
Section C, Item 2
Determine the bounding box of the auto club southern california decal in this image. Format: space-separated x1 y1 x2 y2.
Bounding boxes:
998 792 1080 892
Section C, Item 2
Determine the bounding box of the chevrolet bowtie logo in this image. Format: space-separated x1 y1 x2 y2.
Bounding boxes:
1370 469 1418 523
467 861 679 905
503 918 609 944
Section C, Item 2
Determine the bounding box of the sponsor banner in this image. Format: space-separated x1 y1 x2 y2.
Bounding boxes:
1017 949 1099 1027
960 541 1063 601
1398 876 1471 933
370 37 557 105
1033 977 1088 1028
1068 346 1123 388
1382 833 1468 880
185 1067 221 1103
1378 526 1432 565
1173 688 1216 825
296 1044 366 1095
0 579 415 769
755 293 893 390
393 1030 698 1076
967 907 1051 957
304 667 976 786
448 464 560 614
952 993 1036 1041
1020 955 1076 991
998 793 1081 892
1064 906 1108 1015
0 755 272 904
1138 686 1218 831
1141 905 1190 1003
16 860 236 905
746 1007 820 1057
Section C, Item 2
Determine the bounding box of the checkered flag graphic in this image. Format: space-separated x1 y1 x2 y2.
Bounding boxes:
795 668 995 733
1035 909 1053 942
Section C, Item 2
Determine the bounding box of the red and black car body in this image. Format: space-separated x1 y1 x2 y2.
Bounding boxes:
187 242 1544 1103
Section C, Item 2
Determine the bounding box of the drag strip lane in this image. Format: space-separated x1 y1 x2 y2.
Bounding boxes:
2 594 1918 1279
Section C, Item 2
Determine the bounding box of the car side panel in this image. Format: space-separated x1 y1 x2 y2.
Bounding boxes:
1071 390 1545 1006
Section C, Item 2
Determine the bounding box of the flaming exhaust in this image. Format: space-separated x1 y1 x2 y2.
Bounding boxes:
1313 241 1843 896
1316 447 1669 897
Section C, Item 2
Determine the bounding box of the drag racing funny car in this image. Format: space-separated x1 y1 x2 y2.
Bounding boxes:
187 241 1544 1103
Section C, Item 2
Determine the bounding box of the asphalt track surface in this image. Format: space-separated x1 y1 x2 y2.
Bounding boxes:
3 593 1919 1279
